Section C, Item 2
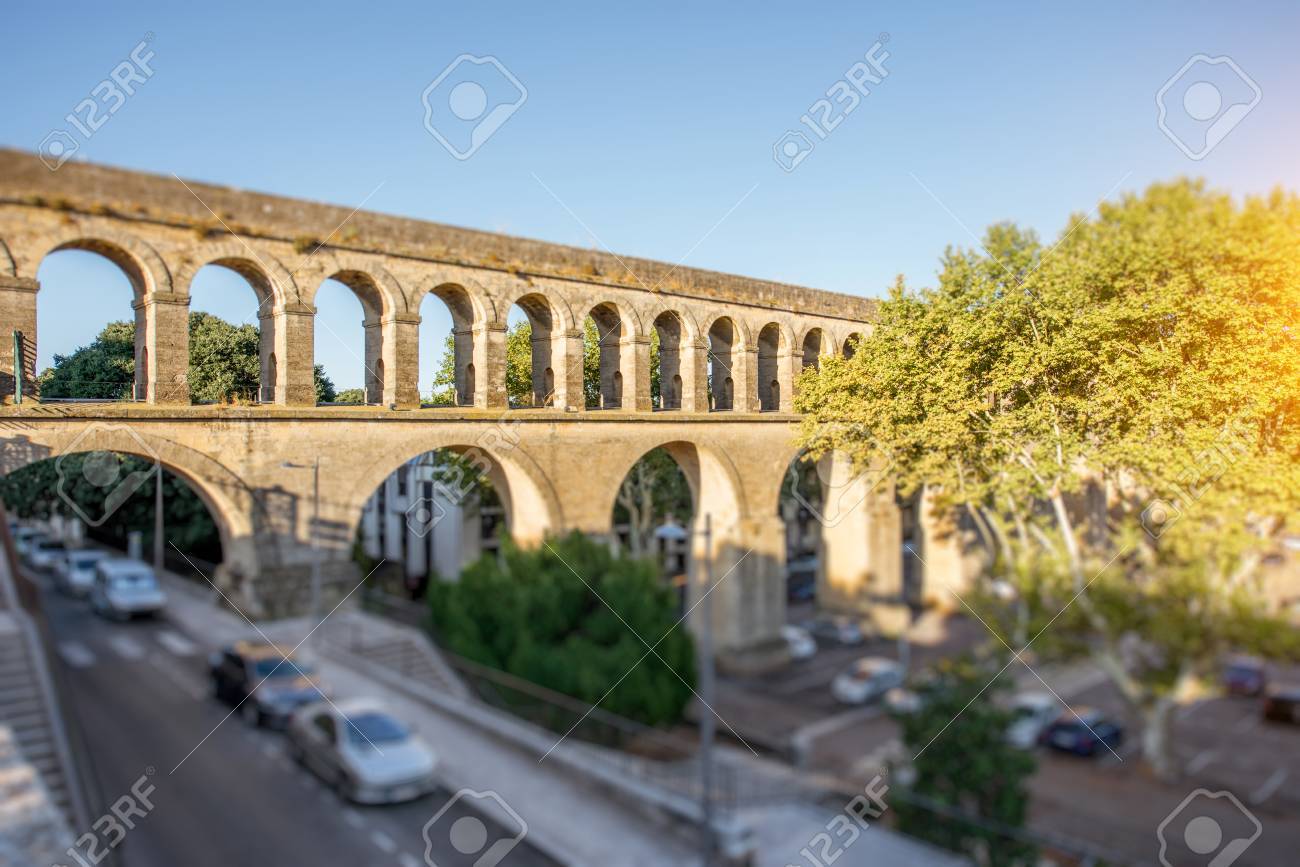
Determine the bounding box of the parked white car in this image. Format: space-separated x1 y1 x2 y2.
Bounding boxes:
53 549 110 596
803 615 866 646
781 624 817 660
89 559 166 619
27 537 67 571
287 700 437 804
832 657 904 705
12 527 45 559
1005 691 1059 749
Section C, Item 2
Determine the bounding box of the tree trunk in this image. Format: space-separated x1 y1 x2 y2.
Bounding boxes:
1140 697 1178 782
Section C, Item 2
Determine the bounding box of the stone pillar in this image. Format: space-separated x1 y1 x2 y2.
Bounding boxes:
620 335 653 411
363 315 383 405
657 337 681 410
918 484 974 610
598 329 621 409
786 352 808 407
554 329 585 411
384 313 421 409
530 329 554 407
474 322 508 410
136 292 190 404
257 312 277 403
691 514 789 673
733 346 759 412
0 276 38 403
275 305 316 406
681 338 708 413
452 327 474 405
776 347 795 412
815 452 909 636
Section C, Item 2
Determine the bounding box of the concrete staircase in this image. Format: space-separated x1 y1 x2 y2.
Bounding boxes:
0 611 79 829
317 610 471 701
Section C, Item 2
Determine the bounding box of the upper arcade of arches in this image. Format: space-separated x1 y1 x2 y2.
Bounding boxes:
0 149 873 411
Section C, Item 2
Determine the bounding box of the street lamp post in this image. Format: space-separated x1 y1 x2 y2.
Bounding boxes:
280 458 321 629
153 460 164 573
697 512 717 865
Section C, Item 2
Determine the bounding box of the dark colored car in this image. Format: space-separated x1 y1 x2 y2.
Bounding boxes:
209 641 328 728
1262 684 1300 725
1223 658 1267 697
1039 710 1124 757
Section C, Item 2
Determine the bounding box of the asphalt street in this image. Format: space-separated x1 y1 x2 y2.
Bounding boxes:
37 576 556 867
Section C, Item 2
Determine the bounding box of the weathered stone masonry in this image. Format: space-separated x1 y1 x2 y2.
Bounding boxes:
0 150 974 662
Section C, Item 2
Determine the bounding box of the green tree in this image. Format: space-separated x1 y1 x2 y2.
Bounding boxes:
37 320 135 399
1 455 221 562
796 180 1300 779
613 447 693 556
429 531 695 726
313 364 336 403
187 311 260 402
892 657 1037 866
334 388 365 404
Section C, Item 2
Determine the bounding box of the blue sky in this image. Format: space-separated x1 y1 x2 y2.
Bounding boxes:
8 1 1299 390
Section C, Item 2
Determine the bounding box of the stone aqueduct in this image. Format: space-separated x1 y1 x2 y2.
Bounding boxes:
0 150 970 663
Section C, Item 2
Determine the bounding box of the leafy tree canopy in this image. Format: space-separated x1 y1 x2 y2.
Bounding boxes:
429 531 695 726
797 179 1300 778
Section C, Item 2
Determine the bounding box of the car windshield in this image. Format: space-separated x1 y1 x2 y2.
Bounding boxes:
253 657 312 680
109 573 155 590
72 555 101 568
344 712 409 745
39 541 66 551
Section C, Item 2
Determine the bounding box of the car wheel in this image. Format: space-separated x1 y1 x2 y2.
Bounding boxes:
241 701 263 727
333 771 355 802
287 739 305 764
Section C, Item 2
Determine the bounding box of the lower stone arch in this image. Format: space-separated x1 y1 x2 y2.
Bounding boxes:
347 435 561 553
0 426 256 583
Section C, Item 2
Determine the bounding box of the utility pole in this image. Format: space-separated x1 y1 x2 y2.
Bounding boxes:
310 456 320 627
153 460 163 572
698 512 716 866
280 458 323 635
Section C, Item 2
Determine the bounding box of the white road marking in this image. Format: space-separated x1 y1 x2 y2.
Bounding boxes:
370 831 396 854
342 808 366 829
146 656 207 701
297 773 313 790
398 854 422 867
260 741 283 760
107 634 146 660
57 641 96 668
1251 768 1288 804
156 630 198 656
1186 749 1217 774
1233 712 1261 734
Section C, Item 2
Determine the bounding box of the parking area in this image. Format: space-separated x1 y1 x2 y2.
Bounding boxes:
715 602 1300 864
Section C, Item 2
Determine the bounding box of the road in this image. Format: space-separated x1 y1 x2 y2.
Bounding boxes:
37 576 556 867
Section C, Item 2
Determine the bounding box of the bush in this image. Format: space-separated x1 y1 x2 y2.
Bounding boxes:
429 531 695 727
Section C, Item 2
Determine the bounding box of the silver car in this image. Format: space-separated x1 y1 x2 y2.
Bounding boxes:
53 549 110 596
89 559 167 619
287 700 438 804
